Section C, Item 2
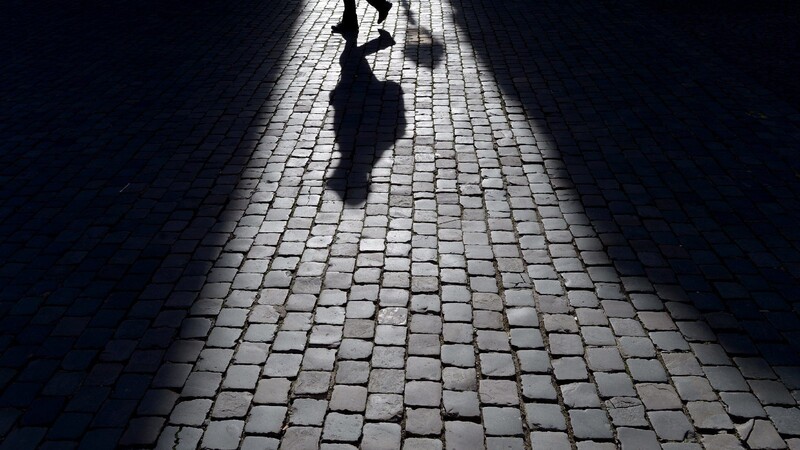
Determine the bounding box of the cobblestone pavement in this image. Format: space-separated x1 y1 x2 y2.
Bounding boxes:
645 0 800 109
2 0 800 448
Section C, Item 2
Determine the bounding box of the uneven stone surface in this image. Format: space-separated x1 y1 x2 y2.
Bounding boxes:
1 0 800 448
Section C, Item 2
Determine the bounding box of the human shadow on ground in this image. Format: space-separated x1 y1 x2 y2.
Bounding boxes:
327 30 406 205
0 0 300 447
449 0 800 379
398 0 444 69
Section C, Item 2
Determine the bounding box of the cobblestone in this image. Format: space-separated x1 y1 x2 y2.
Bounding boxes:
444 422 485 450
2 0 800 447
202 421 245 450
649 411 695 441
366 394 403 421
405 408 442 435
524 403 566 431
322 413 363 442
330 385 368 412
211 392 252 419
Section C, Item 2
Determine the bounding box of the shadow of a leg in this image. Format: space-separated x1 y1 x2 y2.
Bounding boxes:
328 31 406 205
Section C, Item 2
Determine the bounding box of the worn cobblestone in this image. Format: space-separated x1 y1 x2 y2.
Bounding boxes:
2 0 800 447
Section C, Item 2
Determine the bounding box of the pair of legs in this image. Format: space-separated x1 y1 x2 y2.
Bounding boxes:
332 0 392 33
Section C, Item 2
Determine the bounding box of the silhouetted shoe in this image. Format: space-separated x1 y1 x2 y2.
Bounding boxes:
377 3 392 24
332 22 359 33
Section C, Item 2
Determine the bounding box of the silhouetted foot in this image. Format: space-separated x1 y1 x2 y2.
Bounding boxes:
332 22 358 34
377 3 392 24
377 29 396 47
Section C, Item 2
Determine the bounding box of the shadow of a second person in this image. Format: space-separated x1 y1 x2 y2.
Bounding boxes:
328 30 406 205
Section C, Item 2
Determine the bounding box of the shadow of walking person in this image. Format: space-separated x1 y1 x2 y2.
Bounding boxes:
327 30 406 205
399 0 444 69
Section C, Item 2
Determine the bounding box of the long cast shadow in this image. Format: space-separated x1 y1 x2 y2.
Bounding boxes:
0 0 300 446
650 0 800 109
327 30 406 205
399 0 444 69
448 0 800 383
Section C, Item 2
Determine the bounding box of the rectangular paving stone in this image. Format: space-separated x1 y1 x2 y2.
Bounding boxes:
561 383 601 408
479 353 515 377
182 372 222 398
245 406 287 434
366 394 403 421
405 408 443 435
476 331 511 352
443 390 481 419
407 357 442 381
703 366 749 391
254 378 291 405
338 339 373 360
520 374 558 401
170 399 212 426
278 427 321 449
202 420 244 450
749 380 795 405
211 392 253 418
442 367 478 392
222 365 260 390
293 371 332 395
335 361 370 385
343 319 376 339
403 438 443 450
371 346 405 369
509 328 544 349
405 381 442 407
322 413 363 442
568 409 613 440
585 347 625 372
530 432 571 450
362 423 401 450
648 411 695 441
636 383 683 410
673 376 716 401
480 380 520 405
302 348 337 371
517 350 552 373
264 354 302 378
289 399 328 426
445 421 485 450
443 324 473 343
153 364 192 389
720 392 767 418
235 342 270 364
524 403 567 431
408 334 441 356
662 353 703 376
686 401 734 431
618 427 660 450
552 357 588 381
330 385 368 412
375 325 407 345
483 407 523 436
368 369 405 394
441 344 476 368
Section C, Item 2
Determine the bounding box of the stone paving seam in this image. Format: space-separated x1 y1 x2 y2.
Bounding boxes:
4 0 800 448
